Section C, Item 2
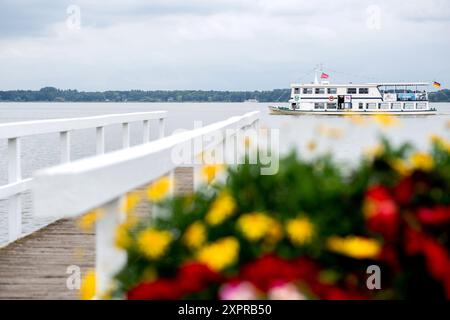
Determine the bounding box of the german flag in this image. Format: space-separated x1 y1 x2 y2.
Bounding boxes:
433 81 441 88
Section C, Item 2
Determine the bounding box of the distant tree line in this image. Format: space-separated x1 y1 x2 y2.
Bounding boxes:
0 87 291 103
429 89 450 102
0 87 448 102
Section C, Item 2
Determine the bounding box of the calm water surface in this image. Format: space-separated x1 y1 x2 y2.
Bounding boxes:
0 102 449 243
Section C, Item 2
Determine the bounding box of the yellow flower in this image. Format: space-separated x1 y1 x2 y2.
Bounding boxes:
286 217 314 246
183 221 207 249
147 177 172 202
307 140 317 152
410 152 434 171
77 209 104 231
137 229 172 260
363 144 384 159
389 159 411 177
373 114 400 127
237 212 273 242
430 135 450 152
115 223 133 249
347 115 367 126
205 192 236 226
327 236 381 259
317 125 344 139
266 221 283 244
80 269 96 300
122 192 141 214
197 237 239 271
244 136 252 147
201 164 225 184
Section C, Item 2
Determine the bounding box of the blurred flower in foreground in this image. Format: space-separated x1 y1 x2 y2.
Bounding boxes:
183 221 207 250
430 134 450 152
410 152 434 171
347 115 367 126
77 209 104 231
80 269 96 300
122 191 141 214
205 191 236 226
146 176 172 202
373 114 400 128
197 237 239 271
317 125 344 139
115 223 133 249
219 281 260 300
201 164 225 184
137 229 172 260
237 212 273 242
307 140 317 152
286 217 314 246
268 283 306 300
363 143 384 159
327 236 381 259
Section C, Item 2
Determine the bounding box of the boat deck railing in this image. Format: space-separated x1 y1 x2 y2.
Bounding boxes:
0 111 168 244
30 111 259 296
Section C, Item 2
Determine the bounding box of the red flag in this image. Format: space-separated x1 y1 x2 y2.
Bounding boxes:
320 72 329 79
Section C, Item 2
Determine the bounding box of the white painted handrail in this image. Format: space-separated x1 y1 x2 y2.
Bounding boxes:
0 111 167 243
31 111 259 295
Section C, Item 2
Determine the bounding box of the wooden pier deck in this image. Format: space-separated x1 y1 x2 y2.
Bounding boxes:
0 167 193 300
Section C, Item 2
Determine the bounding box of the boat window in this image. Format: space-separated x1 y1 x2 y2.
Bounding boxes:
303 88 313 94
347 88 357 94
294 87 300 94
327 88 337 94
359 88 369 94
327 103 337 109
358 103 364 109
315 88 325 94
367 103 377 110
417 102 427 109
380 103 390 109
314 102 325 109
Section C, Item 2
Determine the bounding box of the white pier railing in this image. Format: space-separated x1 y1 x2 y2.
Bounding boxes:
31 111 259 296
0 111 167 243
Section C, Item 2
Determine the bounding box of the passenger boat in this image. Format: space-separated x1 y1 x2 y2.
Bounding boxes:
269 70 436 115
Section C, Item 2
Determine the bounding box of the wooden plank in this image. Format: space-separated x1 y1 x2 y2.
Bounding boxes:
0 168 192 300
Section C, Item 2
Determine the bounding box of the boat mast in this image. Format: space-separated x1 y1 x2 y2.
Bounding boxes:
314 64 323 84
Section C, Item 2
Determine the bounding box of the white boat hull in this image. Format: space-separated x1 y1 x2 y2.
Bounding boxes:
268 106 437 116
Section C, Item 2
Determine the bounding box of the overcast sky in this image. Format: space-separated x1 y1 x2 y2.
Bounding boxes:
0 0 449 90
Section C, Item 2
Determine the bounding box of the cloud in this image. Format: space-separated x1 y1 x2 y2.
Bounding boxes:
0 0 449 90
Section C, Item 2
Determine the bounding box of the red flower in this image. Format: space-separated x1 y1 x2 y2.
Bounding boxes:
378 245 400 271
239 255 304 291
417 206 450 226
422 238 450 281
393 177 414 205
127 279 181 300
177 262 221 294
364 185 399 241
404 227 450 298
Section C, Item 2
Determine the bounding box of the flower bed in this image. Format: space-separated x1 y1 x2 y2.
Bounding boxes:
108 136 450 300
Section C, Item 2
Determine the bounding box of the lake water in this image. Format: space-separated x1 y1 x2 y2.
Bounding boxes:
0 102 449 243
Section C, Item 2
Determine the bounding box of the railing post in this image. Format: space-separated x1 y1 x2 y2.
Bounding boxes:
7 137 21 242
193 164 202 191
122 123 130 148
95 198 126 297
60 131 71 163
168 170 175 196
96 126 105 155
158 118 165 139
143 120 150 143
